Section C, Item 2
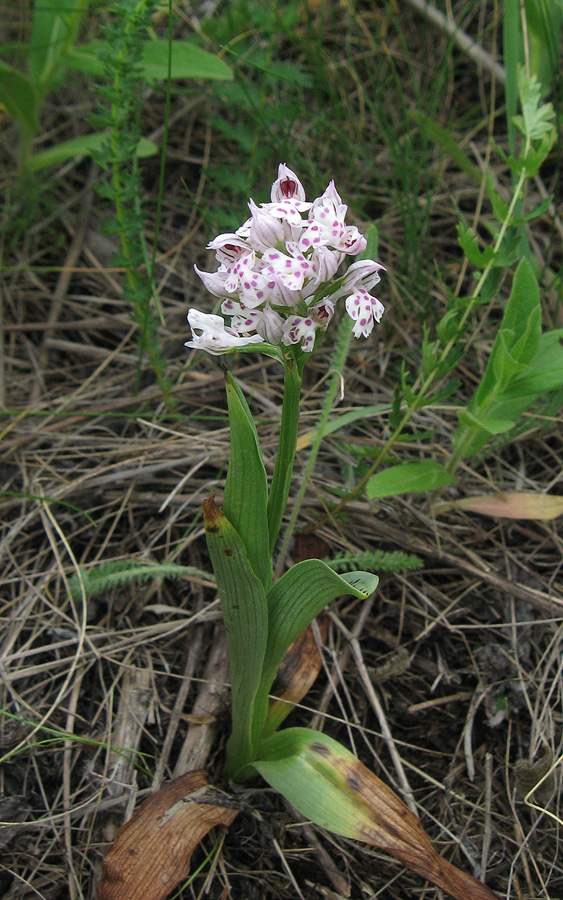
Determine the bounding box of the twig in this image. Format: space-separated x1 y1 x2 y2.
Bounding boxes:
404 0 505 83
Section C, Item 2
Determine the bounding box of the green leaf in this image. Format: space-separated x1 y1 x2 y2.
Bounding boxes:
501 329 563 397
65 39 233 82
456 222 496 269
28 0 88 91
513 68 556 141
487 178 510 223
255 562 377 740
366 461 455 499
520 127 557 177
452 258 542 458
457 409 515 435
223 370 271 590
252 728 498 899
254 728 383 837
29 132 157 171
203 497 268 778
0 61 39 133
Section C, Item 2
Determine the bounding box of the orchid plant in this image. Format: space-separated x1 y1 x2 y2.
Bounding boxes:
183 165 498 900
186 164 384 779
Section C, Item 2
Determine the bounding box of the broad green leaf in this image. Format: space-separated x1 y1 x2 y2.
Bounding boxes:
65 40 233 82
29 133 157 171
0 62 39 133
203 497 267 778
28 0 88 91
254 727 406 841
255 562 377 740
140 39 233 81
223 370 271 590
491 330 530 390
253 728 498 900
457 410 515 435
366 461 455 500
475 257 541 403
453 258 541 457
501 329 563 397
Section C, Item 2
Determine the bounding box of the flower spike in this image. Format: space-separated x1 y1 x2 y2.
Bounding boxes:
188 165 386 357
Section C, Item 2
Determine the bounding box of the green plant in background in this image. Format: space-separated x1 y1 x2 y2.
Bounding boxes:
197 0 313 230
326 65 563 516
0 0 232 177
86 0 232 397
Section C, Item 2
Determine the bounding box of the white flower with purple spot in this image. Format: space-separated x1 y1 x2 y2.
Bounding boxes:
261 246 312 292
282 315 318 352
185 309 264 355
345 289 385 338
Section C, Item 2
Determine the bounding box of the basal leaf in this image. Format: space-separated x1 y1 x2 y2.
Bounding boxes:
253 728 497 900
30 133 157 171
223 370 271 590
203 497 268 777
255 562 377 741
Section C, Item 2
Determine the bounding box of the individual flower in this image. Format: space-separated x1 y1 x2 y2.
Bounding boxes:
260 164 312 226
261 245 313 292
237 199 286 252
335 259 385 294
221 299 285 343
345 289 385 338
271 163 308 202
309 297 335 328
282 315 319 352
185 309 264 355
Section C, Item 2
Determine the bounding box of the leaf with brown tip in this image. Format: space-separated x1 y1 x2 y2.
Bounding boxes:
97 771 238 900
254 729 498 900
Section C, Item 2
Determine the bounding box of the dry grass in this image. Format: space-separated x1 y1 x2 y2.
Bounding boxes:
1 2 563 898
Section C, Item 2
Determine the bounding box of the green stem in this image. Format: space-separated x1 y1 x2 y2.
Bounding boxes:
267 356 302 556
275 316 354 575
